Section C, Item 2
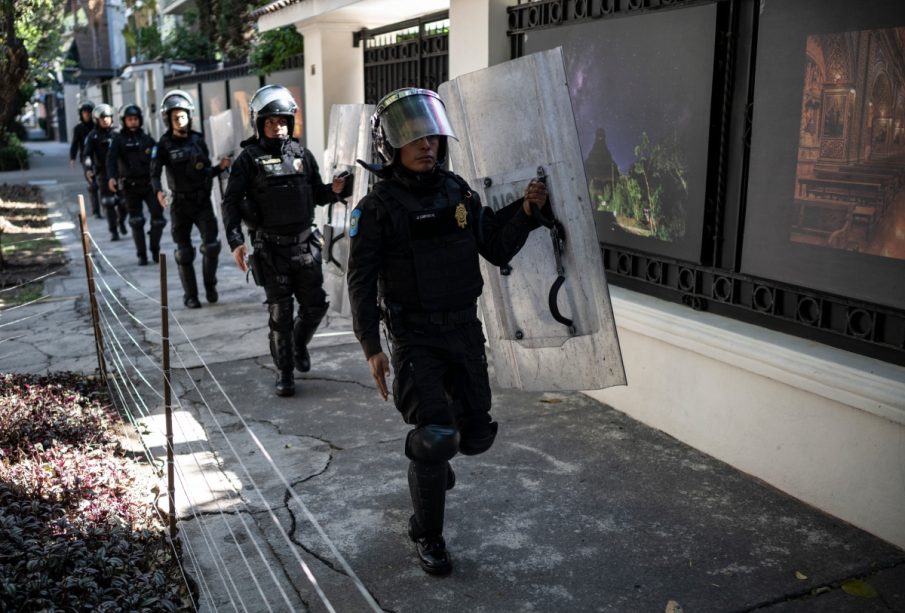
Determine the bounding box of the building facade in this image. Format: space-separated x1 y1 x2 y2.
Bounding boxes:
249 0 905 550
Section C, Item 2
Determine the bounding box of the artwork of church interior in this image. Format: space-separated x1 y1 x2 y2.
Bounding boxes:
792 27 905 261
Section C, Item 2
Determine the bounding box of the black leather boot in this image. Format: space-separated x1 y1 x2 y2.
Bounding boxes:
408 461 452 575
130 216 147 264
269 299 296 396
179 262 201 308
293 303 328 373
408 516 452 576
274 370 295 397
201 241 221 303
149 218 166 265
174 246 200 308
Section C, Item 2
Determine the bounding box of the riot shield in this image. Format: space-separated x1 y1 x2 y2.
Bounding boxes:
317 104 375 316
207 110 240 227
439 47 626 391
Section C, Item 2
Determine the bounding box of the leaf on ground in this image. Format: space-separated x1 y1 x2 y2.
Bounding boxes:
795 570 808 580
841 579 879 599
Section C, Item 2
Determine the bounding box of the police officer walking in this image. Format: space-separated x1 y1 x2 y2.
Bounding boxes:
107 104 166 265
222 85 346 396
69 100 101 219
346 88 549 576
152 90 230 308
83 104 128 241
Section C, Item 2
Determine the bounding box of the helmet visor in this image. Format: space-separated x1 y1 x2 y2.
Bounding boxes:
378 91 456 148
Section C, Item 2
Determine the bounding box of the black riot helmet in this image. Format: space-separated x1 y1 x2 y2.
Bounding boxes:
93 103 114 122
120 103 143 128
78 100 95 118
249 84 297 139
160 89 195 129
370 88 457 166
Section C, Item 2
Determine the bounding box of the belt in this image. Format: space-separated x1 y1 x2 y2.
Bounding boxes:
255 228 312 245
403 304 478 326
174 190 203 199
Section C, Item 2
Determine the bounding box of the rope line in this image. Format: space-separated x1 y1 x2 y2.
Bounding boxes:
168 309 381 612
87 233 162 304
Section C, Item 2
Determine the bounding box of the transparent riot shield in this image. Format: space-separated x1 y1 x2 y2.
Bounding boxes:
439 47 626 391
317 104 375 316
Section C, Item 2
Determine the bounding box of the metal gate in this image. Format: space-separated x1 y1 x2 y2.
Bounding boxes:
355 11 449 104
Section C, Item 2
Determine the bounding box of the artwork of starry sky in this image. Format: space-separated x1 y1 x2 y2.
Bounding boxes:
525 3 717 176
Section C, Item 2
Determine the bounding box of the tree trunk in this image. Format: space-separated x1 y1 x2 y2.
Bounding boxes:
0 0 29 145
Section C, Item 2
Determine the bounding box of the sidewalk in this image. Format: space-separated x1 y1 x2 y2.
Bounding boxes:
2 140 903 612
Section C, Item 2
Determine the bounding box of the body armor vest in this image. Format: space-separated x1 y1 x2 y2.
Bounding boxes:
89 128 115 176
374 173 483 312
118 130 154 181
246 141 314 231
160 132 211 192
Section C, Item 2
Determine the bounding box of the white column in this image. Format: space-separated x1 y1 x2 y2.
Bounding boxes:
448 0 510 79
297 22 365 162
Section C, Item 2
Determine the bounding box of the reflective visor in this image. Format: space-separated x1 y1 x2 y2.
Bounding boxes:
377 90 457 148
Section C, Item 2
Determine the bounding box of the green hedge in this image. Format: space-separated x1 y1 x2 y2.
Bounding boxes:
0 134 29 171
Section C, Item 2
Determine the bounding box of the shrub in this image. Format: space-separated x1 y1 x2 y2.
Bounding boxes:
0 134 29 171
0 373 193 610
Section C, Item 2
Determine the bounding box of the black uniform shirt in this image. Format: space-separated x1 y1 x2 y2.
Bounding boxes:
106 128 156 182
347 166 538 358
69 120 95 163
82 127 117 177
221 136 334 250
151 130 223 194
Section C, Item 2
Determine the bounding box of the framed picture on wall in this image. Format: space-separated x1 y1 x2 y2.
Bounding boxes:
522 2 720 263
742 0 905 311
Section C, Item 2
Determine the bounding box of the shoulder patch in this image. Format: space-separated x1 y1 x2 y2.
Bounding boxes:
349 208 362 237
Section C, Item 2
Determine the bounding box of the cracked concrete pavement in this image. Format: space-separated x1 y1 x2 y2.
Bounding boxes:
2 140 904 612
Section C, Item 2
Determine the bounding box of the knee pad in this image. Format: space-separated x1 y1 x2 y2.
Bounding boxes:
459 421 498 456
174 245 195 265
200 241 221 257
405 425 460 464
268 299 294 329
129 216 146 229
101 195 118 208
151 218 167 229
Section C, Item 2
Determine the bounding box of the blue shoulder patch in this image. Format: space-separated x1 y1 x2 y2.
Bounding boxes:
349 208 362 237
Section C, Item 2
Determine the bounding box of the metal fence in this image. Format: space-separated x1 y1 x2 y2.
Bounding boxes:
355 11 450 105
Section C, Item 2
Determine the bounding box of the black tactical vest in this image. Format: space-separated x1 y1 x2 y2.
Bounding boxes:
245 141 313 230
118 130 154 182
159 132 211 192
374 173 484 312
90 128 115 176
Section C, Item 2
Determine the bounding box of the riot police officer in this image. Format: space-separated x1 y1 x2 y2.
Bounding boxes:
69 100 101 219
346 88 548 576
107 104 166 265
221 85 346 396
83 104 128 241
152 90 230 308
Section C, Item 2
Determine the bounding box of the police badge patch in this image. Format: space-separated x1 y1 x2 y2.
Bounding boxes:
454 202 468 229
349 208 362 237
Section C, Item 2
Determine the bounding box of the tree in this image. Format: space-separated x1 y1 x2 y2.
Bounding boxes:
122 0 163 61
0 0 64 145
250 26 304 75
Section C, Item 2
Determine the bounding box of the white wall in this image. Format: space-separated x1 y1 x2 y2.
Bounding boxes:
448 0 511 78
296 23 364 163
588 287 905 549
